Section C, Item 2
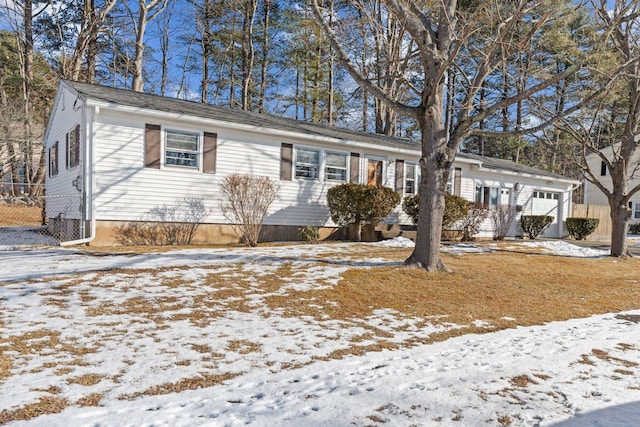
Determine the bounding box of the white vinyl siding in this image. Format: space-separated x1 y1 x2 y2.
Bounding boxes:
44 86 84 220
79 103 577 235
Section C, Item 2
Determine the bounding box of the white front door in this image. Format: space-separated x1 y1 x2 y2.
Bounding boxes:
500 188 511 206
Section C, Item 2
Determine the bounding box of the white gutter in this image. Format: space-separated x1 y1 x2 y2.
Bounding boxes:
61 101 96 246
474 165 581 186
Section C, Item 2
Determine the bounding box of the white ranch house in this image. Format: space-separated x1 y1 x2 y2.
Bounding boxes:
44 80 580 245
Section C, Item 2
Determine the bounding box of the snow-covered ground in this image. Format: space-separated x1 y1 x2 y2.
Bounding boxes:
1 240 638 427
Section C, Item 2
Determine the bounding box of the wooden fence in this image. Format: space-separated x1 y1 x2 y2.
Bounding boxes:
572 204 611 241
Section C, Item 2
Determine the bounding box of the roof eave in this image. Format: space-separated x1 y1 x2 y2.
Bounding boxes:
475 165 580 185
84 98 422 156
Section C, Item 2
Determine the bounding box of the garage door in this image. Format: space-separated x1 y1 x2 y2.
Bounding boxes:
531 191 560 238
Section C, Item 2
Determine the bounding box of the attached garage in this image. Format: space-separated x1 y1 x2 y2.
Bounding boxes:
531 190 562 238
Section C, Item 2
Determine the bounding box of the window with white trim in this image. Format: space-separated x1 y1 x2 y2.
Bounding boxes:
405 162 418 195
67 127 79 169
295 147 320 179
634 202 640 220
165 129 199 168
325 152 347 182
475 185 499 208
533 191 559 200
49 141 59 177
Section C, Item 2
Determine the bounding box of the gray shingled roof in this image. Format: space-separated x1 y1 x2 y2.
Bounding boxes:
456 152 575 181
65 80 576 182
65 80 421 151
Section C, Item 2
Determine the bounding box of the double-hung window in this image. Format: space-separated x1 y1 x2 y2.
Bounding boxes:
295 148 320 179
634 202 640 220
165 129 199 168
325 152 347 182
475 185 499 208
49 141 59 177
405 163 418 194
67 126 79 169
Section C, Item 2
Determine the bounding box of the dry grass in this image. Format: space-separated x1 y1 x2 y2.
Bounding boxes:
263 252 640 343
0 396 69 424
0 205 42 226
7 330 97 356
119 372 241 400
67 374 106 386
509 375 538 388
3 245 640 424
0 351 12 383
75 394 103 407
590 349 639 368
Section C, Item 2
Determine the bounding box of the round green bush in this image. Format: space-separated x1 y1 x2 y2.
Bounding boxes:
566 217 599 240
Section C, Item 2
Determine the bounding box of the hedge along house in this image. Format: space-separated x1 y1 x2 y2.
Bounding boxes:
43 80 580 246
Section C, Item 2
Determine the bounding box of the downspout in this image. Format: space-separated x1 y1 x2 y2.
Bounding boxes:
61 103 96 246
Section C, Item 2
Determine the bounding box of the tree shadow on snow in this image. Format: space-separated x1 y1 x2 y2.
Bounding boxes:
549 401 640 426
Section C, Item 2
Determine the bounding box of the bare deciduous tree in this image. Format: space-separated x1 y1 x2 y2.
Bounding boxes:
556 1 640 257
130 0 168 92
220 174 279 247
312 0 599 271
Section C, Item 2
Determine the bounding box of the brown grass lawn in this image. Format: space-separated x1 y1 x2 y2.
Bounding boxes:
265 248 640 342
0 205 42 227
2 243 640 423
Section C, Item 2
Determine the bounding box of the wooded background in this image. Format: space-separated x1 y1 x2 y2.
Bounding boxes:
0 0 635 204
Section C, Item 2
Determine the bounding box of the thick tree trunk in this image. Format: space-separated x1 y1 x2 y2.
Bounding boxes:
609 196 631 257
406 103 452 272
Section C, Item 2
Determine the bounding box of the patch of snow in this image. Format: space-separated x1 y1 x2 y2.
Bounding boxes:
442 243 497 254
518 241 609 258
0 226 58 250
1 242 638 426
372 236 415 248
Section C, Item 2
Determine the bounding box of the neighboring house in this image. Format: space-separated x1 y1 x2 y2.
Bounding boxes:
43 80 580 245
583 148 640 224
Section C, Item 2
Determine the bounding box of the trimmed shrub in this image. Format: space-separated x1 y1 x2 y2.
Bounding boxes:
401 194 469 229
630 223 640 234
327 184 400 241
298 225 320 243
566 217 599 240
402 195 420 224
443 194 469 229
459 202 490 241
520 215 554 239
